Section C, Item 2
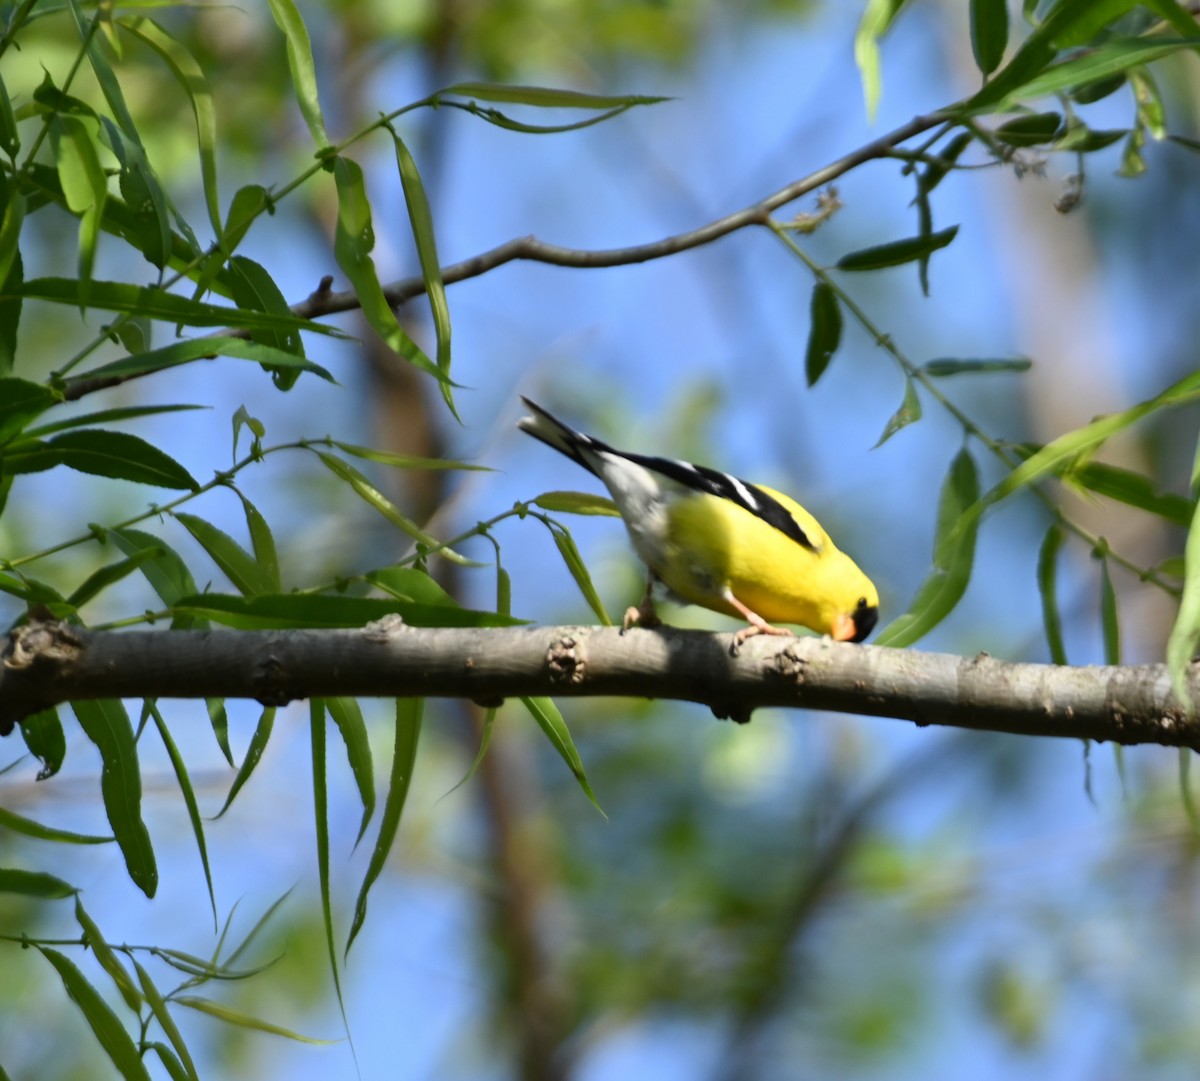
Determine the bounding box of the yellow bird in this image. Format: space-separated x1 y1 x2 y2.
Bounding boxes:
518 398 879 646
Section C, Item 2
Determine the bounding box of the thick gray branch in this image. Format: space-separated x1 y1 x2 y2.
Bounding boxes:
0 618 1196 748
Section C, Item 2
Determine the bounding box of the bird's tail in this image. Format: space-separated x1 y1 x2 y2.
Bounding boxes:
517 397 612 478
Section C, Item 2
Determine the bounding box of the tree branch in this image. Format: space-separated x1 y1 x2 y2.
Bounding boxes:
1 618 1195 748
59 112 945 402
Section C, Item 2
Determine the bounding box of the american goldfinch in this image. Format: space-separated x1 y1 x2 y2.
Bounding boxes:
518 397 879 646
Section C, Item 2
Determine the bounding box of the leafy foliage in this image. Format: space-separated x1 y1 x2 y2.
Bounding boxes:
0 0 1199 1077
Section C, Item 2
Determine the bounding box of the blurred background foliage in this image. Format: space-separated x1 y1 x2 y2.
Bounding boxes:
4 1 1200 1080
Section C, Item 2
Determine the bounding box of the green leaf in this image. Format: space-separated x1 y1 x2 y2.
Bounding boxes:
362 566 459 606
1167 493 1200 710
19 708 66 780
530 491 620 517
122 18 221 238
232 406 265 461
1098 552 1121 665
37 946 153 1081
103 121 173 272
837 225 959 272
521 696 604 815
213 706 276 818
0 377 60 444
0 69 19 157
973 37 1200 113
66 550 162 609
1065 459 1193 526
205 697 234 767
133 961 200 1081
265 0 329 147
970 0 1009 76
346 697 422 955
142 700 217 926
331 440 488 471
0 181 25 292
227 255 304 390
0 804 111 845
49 114 106 301
0 867 77 899
876 449 980 647
439 83 667 110
80 335 336 387
325 697 375 845
171 591 521 629
72 699 158 897
332 156 453 405
919 131 974 195
994 111 1063 146
5 429 198 490
976 368 1200 518
804 281 842 387
18 279 341 336
24 403 205 440
173 995 333 1043
309 700 349 1038
108 526 200 622
1130 68 1166 141
544 520 612 624
0 241 21 375
314 450 467 562
1037 524 1068 665
873 377 922 448
175 512 275 596
391 130 454 413
234 490 281 591
923 357 1032 377
75 898 142 1011
854 0 913 120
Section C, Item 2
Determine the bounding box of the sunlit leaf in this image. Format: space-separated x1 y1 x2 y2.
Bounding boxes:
75 898 142 1011
873 377 922 448
265 0 330 147
175 512 275 595
521 696 604 815
530 491 620 517
174 995 333 1042
332 156 453 407
854 0 913 120
133 961 200 1081
546 520 612 625
391 129 454 412
122 17 221 237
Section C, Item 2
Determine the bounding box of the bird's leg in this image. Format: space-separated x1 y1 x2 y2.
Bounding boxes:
622 572 662 632
726 592 793 654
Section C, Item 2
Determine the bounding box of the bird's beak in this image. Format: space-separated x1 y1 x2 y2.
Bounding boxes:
832 605 879 643
831 612 857 641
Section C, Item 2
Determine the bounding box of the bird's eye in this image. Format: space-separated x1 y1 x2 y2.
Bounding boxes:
856 597 868 610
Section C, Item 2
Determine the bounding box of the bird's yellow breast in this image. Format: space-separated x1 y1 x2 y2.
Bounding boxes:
660 487 876 637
